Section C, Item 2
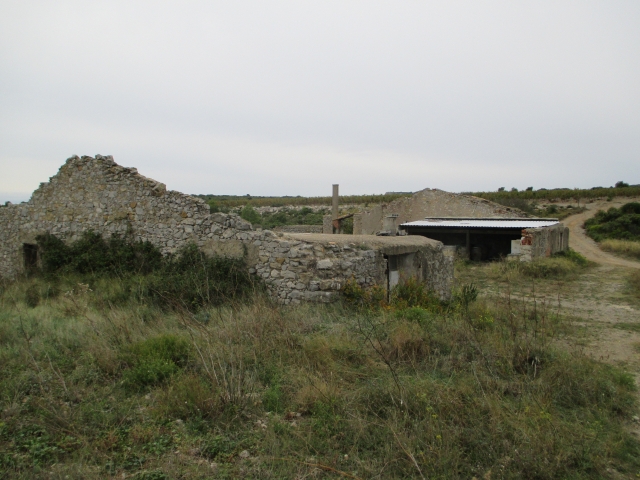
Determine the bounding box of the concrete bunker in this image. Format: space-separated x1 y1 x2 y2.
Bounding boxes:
400 218 569 262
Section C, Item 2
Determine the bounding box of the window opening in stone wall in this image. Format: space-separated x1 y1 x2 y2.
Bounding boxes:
23 244 38 272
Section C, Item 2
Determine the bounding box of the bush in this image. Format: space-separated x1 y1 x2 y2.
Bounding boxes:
33 233 255 312
239 205 261 224
584 203 640 242
553 247 589 266
148 244 256 311
36 231 163 276
390 277 442 310
121 335 191 391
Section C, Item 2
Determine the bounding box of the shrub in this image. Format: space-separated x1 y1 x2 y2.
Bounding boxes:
148 244 255 311
121 335 191 391
341 278 387 310
36 231 163 276
239 205 261 224
391 277 442 310
553 247 589 266
584 203 640 242
34 233 255 312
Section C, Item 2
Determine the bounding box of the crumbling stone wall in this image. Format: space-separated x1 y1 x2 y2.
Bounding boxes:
0 155 453 303
519 224 569 262
354 188 527 235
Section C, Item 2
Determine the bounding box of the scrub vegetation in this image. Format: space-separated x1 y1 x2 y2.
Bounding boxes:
239 206 329 229
198 193 412 211
583 202 640 260
0 237 638 478
584 202 640 242
470 184 640 203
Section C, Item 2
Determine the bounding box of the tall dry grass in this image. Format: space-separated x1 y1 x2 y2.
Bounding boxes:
600 239 640 260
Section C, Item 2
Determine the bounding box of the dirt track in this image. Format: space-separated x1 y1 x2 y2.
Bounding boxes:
563 199 640 269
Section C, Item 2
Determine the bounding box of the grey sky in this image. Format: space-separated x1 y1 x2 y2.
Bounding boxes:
1 1 639 202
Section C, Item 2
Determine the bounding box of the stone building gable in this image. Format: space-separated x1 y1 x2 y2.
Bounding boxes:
0 155 453 303
353 188 527 235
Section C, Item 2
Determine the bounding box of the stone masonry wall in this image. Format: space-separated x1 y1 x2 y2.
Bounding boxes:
0 155 453 303
354 188 527 235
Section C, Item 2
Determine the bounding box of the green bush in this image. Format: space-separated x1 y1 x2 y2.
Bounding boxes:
239 205 261 224
121 335 191 391
391 277 442 310
33 233 256 312
553 247 589 266
36 231 163 276
148 244 255 311
584 203 640 242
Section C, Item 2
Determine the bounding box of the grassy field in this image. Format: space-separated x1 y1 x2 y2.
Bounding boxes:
1 245 639 478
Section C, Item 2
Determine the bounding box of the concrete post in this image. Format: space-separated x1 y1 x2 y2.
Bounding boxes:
332 184 339 220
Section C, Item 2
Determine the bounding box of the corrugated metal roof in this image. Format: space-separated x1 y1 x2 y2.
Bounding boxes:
400 219 559 229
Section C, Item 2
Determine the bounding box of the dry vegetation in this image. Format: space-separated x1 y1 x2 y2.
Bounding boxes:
601 239 640 261
1 246 639 478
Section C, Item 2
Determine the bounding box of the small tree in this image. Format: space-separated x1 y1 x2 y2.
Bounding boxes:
615 181 629 188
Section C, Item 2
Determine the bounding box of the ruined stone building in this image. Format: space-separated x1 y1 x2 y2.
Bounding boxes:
321 186 568 262
0 155 453 303
351 188 527 235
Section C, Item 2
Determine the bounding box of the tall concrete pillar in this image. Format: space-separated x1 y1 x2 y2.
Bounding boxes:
332 184 339 220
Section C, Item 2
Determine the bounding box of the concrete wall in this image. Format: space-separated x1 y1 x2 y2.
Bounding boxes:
518 224 569 262
353 188 527 235
0 155 453 303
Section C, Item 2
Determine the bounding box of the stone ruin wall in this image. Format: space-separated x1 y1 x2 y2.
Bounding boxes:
353 188 527 235
0 155 453 303
519 224 569 262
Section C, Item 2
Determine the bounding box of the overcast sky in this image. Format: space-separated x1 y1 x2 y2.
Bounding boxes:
1 1 639 202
